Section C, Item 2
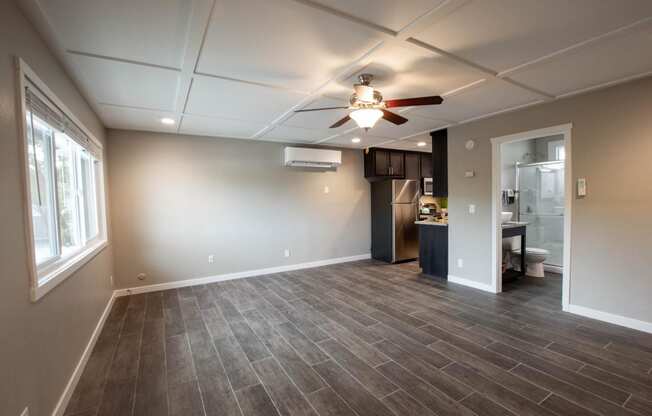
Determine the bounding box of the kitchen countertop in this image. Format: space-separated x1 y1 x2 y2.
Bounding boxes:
415 220 448 226
502 221 528 229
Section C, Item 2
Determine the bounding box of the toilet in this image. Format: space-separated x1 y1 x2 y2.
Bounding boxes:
511 247 549 277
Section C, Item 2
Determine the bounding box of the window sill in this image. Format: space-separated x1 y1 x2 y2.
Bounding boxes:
31 240 109 302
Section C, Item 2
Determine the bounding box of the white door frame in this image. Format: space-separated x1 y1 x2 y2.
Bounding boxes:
490 123 572 310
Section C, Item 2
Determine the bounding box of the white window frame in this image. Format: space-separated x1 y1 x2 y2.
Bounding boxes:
16 58 109 302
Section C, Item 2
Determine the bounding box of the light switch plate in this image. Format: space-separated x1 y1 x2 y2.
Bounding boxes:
577 178 587 197
465 170 475 178
469 204 476 214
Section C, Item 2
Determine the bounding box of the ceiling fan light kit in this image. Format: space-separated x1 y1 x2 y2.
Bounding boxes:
350 108 383 130
295 73 443 132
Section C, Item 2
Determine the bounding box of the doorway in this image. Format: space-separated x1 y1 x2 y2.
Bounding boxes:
491 124 572 310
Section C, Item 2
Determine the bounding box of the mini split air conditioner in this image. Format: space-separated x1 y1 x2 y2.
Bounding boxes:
284 147 342 169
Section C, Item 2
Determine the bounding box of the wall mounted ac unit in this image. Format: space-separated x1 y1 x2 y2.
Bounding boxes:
284 147 342 169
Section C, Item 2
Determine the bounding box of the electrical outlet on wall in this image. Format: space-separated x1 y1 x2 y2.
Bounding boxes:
468 204 476 214
208 254 215 264
323 185 330 194
137 273 146 281
457 258 464 268
284 249 291 258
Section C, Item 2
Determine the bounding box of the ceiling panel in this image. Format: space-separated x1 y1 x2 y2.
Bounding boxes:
185 75 307 123
410 79 543 122
261 125 336 143
66 53 180 111
39 0 193 68
282 97 351 131
326 131 391 148
98 105 178 132
359 112 447 139
313 0 445 32
413 0 652 72
509 23 652 96
179 114 266 138
323 42 484 101
196 0 383 91
383 133 432 152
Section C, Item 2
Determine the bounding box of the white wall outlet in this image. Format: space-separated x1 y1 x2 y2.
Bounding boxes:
137 273 146 281
457 258 464 268
284 249 291 258
464 170 475 178
20 407 29 416
323 185 330 194
468 204 476 214
208 254 215 264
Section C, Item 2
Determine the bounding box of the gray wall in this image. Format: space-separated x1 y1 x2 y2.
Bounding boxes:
108 130 371 289
0 2 113 415
448 76 652 323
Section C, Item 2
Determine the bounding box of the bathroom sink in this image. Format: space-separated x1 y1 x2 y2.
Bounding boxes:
501 211 513 223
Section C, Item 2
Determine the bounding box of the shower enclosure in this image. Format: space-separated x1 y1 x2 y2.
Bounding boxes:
516 161 565 269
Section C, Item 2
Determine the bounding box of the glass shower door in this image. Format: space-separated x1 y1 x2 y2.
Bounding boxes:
518 162 564 267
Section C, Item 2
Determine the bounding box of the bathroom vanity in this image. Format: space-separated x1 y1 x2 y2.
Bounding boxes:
502 222 527 278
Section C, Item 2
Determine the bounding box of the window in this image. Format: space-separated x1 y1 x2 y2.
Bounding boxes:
548 140 565 161
19 60 107 301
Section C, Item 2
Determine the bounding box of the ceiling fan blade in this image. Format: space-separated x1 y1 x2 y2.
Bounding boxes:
330 115 351 128
294 106 349 113
384 96 443 108
381 110 408 125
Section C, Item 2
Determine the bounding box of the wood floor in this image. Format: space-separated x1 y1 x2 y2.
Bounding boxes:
65 260 652 416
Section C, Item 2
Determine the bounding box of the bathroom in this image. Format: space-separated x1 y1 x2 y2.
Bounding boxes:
501 135 566 284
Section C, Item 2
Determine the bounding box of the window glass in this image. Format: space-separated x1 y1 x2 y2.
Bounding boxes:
55 132 83 257
26 113 59 264
80 151 99 241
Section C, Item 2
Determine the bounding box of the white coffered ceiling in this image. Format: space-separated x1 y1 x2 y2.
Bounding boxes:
20 0 652 151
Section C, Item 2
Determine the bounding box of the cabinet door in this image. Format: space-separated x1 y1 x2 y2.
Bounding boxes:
431 129 448 196
405 152 420 180
420 153 433 178
389 151 404 177
374 149 390 176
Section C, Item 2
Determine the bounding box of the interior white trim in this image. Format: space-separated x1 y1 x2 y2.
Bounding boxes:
490 123 573 310
567 304 652 334
447 275 497 294
52 292 116 416
114 253 371 297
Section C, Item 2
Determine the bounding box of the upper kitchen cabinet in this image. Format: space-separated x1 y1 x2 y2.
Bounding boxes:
364 148 405 180
420 152 432 178
430 129 448 196
405 152 421 180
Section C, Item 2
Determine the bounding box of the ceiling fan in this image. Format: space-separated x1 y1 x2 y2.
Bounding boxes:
294 74 443 131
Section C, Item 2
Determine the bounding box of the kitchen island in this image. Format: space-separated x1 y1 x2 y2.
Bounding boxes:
415 220 448 279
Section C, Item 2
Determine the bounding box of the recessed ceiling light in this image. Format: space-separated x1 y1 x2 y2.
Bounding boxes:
417 141 427 147
160 117 175 125
351 137 361 143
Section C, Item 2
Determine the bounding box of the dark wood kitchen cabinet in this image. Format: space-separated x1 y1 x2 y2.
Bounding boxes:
364 148 404 180
430 129 448 196
420 152 432 178
405 152 421 180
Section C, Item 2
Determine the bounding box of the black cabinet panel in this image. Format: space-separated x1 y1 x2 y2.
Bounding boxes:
420 153 432 178
430 129 448 197
404 152 420 180
418 224 448 279
389 151 404 177
374 150 390 176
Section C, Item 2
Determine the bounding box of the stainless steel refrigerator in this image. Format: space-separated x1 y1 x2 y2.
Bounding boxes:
371 179 419 263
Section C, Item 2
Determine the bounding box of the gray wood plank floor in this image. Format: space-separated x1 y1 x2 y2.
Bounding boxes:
65 260 652 416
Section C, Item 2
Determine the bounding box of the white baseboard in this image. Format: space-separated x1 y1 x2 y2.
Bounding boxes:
114 253 371 296
447 274 498 293
52 291 116 416
544 264 563 274
565 304 652 334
